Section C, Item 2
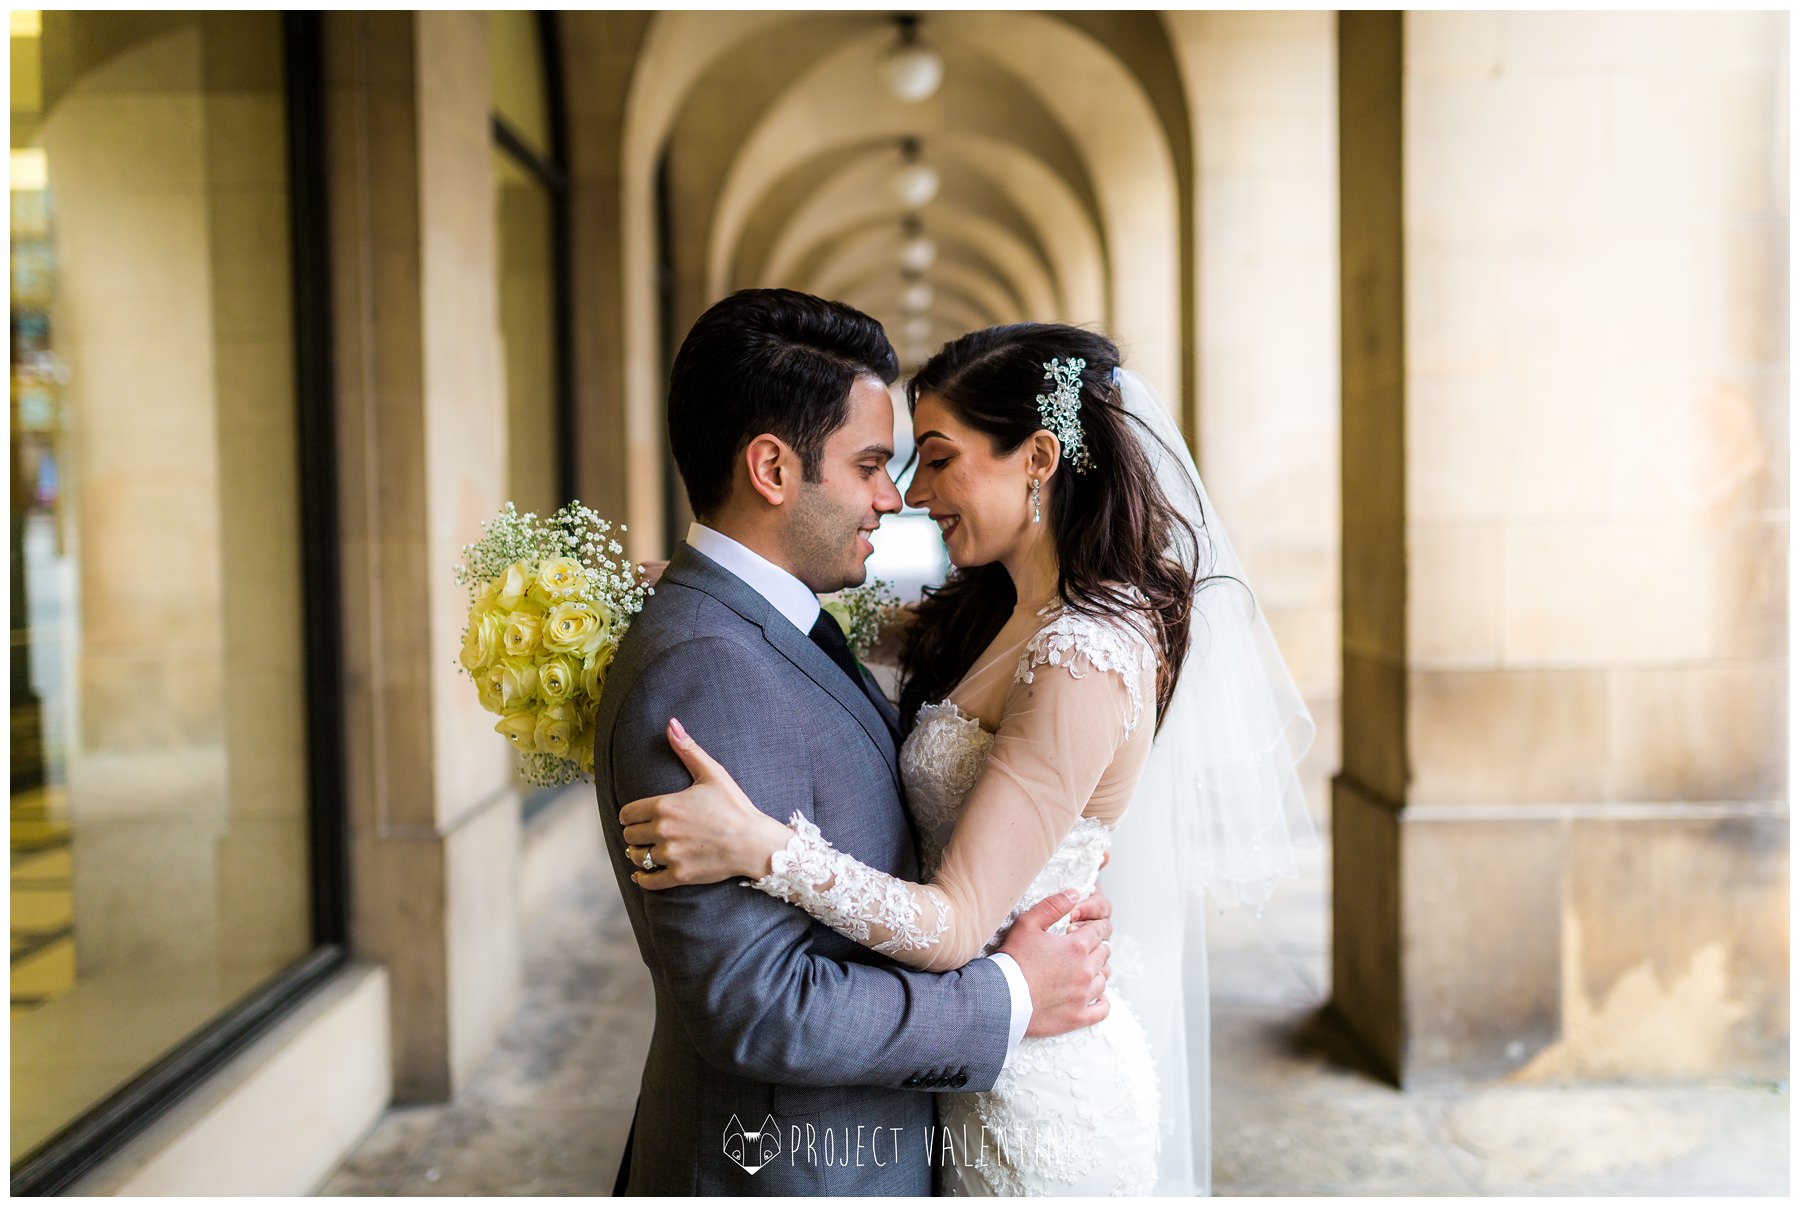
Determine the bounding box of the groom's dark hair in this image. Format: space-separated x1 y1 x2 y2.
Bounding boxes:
668 288 900 518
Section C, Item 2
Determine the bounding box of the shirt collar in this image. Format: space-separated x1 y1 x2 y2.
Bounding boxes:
686 522 822 636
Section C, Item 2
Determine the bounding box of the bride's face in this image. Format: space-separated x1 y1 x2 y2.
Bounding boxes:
904 392 1036 569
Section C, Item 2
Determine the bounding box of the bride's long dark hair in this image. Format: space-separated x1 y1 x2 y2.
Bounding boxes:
897 324 1216 734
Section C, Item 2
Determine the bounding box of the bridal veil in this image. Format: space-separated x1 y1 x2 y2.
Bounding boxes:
1103 367 1318 1195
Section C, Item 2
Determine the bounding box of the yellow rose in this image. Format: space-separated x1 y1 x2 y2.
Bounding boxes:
579 650 605 701
495 711 539 752
475 665 506 714
502 610 543 659
538 655 578 705
574 726 596 775
473 578 500 613
531 557 584 604
534 705 574 760
543 601 608 656
485 659 539 713
459 609 506 674
498 561 531 608
820 597 855 639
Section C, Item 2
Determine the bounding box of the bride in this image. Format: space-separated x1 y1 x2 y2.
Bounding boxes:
620 323 1315 1195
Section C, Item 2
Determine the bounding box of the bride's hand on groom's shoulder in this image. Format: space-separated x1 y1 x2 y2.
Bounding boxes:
619 718 793 889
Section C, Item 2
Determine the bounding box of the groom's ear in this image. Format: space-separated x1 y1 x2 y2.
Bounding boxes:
743 433 795 507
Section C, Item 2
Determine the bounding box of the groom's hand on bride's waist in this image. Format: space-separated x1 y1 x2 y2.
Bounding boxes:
1000 888 1114 1039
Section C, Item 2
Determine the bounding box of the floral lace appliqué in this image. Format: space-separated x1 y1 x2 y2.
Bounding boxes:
748 814 949 957
941 993 1160 1197
1014 608 1158 738
901 700 994 879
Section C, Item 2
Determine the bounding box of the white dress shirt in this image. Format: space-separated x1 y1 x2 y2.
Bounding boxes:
685 523 1034 1064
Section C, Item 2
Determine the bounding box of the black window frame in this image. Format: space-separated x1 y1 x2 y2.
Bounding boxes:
10 13 350 1194
490 12 576 827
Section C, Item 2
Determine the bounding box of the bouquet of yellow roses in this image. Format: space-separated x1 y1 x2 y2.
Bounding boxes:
454 502 651 786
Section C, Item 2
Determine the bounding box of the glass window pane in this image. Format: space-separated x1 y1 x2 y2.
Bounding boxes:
489 11 550 160
494 149 559 521
9 11 312 1163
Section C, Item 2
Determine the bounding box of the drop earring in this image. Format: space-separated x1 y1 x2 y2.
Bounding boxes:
1030 478 1041 524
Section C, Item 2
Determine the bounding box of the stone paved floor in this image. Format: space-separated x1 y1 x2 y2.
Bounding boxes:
318 839 1788 1196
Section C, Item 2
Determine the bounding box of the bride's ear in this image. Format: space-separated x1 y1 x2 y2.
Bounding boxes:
1024 430 1062 483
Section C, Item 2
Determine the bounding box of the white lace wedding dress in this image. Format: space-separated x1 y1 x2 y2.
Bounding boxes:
752 609 1164 1196
905 701 1161 1196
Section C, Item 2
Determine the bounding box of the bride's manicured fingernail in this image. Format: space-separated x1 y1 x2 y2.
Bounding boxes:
670 717 690 744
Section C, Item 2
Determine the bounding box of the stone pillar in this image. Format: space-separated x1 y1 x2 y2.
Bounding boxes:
563 14 654 535
1333 11 1787 1084
325 11 522 1101
1164 10 1342 822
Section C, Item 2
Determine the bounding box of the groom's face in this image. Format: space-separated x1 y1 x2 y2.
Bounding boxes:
783 374 902 593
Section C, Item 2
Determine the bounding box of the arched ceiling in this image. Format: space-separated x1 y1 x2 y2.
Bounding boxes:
739 145 1052 301
804 213 1053 319
801 226 1030 325
609 6 1193 468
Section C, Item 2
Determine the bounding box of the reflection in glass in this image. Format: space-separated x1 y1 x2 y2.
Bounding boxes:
494 150 559 522
9 11 312 1164
489 10 551 160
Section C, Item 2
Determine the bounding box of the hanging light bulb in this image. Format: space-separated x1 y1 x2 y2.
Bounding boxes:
899 215 937 272
903 316 931 343
901 278 934 314
890 137 939 208
892 163 938 208
880 15 943 104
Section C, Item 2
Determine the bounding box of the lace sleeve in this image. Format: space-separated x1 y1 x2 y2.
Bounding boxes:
748 815 952 958
745 608 1156 972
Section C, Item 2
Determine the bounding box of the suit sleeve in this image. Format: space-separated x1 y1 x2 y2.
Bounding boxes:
598 632 1013 1091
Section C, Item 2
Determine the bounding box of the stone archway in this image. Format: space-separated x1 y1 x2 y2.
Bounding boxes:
588 10 1195 552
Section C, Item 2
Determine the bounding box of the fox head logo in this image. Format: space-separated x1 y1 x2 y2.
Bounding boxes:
723 1113 781 1175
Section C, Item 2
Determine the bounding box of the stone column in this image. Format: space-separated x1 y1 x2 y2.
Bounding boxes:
1333 11 1787 1084
325 11 522 1101
1164 10 1343 823
562 14 654 536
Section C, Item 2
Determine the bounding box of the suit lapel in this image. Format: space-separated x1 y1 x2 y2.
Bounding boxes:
662 545 901 786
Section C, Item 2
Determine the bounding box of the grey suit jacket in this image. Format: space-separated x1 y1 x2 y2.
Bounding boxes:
594 543 1014 1195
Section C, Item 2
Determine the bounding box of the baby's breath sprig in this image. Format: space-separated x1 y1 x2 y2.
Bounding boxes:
454 501 652 616
821 578 901 661
454 502 540 589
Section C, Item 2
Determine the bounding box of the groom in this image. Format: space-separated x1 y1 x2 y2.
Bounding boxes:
593 289 1114 1195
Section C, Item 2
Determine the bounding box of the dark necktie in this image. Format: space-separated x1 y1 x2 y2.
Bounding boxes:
808 609 867 691
808 609 902 747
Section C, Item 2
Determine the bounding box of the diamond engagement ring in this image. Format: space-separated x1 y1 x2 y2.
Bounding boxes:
640 850 656 871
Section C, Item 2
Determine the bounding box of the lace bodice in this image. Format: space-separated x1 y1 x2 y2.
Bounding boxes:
749 607 1157 971
901 700 991 879
901 701 1115 955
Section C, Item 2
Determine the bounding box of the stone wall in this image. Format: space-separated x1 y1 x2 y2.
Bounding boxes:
1333 10 1788 1084
325 10 522 1101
